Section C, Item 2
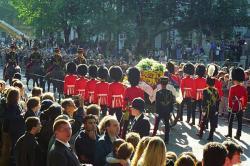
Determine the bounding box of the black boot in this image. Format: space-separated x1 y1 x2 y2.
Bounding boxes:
207 132 214 141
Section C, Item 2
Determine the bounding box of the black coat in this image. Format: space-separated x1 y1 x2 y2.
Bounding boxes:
15 132 43 166
47 140 80 166
155 89 175 117
131 113 150 138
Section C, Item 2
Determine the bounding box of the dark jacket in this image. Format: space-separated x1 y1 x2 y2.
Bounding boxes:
24 109 36 121
155 89 175 117
15 132 43 166
131 113 150 138
95 132 114 166
47 140 80 166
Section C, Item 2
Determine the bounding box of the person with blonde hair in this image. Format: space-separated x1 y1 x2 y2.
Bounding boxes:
137 136 166 166
131 136 151 166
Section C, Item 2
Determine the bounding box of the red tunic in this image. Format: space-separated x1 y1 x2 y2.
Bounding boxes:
228 84 248 109
85 79 99 104
108 82 125 108
75 76 88 99
170 74 181 87
180 76 195 99
123 86 144 110
94 81 109 106
194 77 207 100
215 79 223 98
63 74 78 95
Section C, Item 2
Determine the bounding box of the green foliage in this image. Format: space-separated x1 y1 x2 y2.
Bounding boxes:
136 58 165 72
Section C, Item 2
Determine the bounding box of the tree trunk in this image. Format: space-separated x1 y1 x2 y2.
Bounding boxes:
64 26 71 46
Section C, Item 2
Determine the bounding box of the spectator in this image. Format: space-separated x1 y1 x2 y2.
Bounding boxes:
31 87 43 97
86 104 100 121
24 97 41 120
95 115 120 166
15 117 43 166
47 119 81 166
106 139 126 165
223 140 243 166
115 142 134 166
130 98 150 138
75 114 99 164
137 136 166 166
202 142 228 166
165 151 177 166
174 155 195 166
125 132 140 150
131 136 151 166
178 152 198 164
42 92 55 102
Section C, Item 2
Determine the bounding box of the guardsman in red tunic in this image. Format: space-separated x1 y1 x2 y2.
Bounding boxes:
180 62 195 125
63 62 78 97
95 66 109 117
75 64 88 101
225 67 248 140
85 65 98 105
194 64 207 124
108 66 125 122
122 67 144 138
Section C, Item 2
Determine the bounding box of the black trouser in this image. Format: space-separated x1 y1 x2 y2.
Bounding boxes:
100 105 108 117
180 98 195 123
121 114 134 139
195 100 202 124
228 111 243 137
109 107 123 122
152 114 170 142
199 111 216 138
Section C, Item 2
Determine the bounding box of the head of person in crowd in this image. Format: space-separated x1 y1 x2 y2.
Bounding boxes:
99 115 119 139
83 114 97 134
222 140 243 166
88 65 98 79
202 142 228 166
127 67 140 86
77 48 85 57
53 119 72 143
125 132 140 150
206 76 215 88
178 152 198 164
195 64 206 78
25 117 42 136
174 154 195 166
31 87 43 97
131 97 145 117
13 80 25 97
27 97 41 115
109 65 123 82
66 62 77 75
61 98 77 118
117 142 134 161
138 136 166 166
54 47 61 56
224 74 229 82
77 64 88 77
112 139 125 155
183 62 195 76
86 104 100 121
40 99 53 113
165 151 177 166
41 103 63 123
98 66 109 81
231 67 245 84
160 76 168 89
6 87 20 106
0 80 6 93
218 70 226 79
13 72 21 80
42 92 55 102
207 64 219 78
131 136 151 166
166 61 175 74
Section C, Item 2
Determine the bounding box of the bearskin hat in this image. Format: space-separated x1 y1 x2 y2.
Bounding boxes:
128 67 140 86
231 67 245 82
77 64 88 76
183 62 195 75
195 64 206 78
207 64 219 77
66 62 76 74
166 61 175 74
98 66 109 80
109 66 123 82
88 65 98 78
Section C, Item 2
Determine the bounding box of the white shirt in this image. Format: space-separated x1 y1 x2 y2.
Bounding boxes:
56 138 71 148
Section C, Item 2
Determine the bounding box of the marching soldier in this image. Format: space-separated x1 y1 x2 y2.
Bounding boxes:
48 47 65 73
225 67 248 140
4 44 19 81
194 64 207 124
85 65 99 105
75 64 88 100
152 76 175 144
180 62 195 124
74 48 87 65
63 62 78 97
196 76 220 141
29 46 42 64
